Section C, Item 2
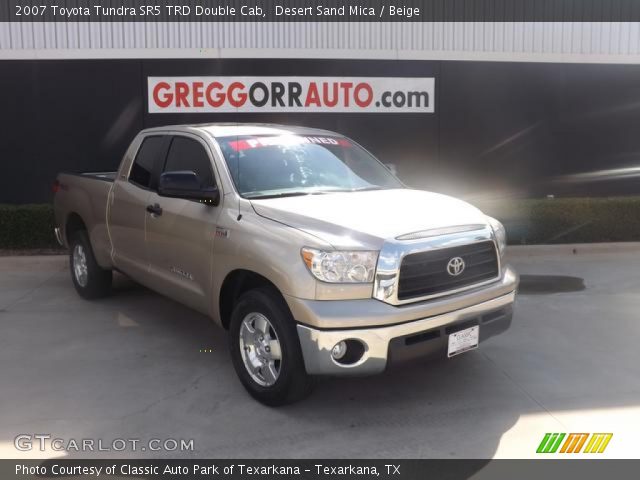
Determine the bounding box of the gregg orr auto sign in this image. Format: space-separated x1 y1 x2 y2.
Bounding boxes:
148 77 434 113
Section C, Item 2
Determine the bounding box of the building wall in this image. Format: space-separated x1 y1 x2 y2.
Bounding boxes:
2 19 640 203
2 57 640 203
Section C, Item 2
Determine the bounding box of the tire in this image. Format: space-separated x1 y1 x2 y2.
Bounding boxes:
69 230 112 299
229 287 314 406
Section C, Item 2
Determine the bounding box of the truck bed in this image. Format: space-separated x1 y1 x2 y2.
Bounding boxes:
53 171 116 268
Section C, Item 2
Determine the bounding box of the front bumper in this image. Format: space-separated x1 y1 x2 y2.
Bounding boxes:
296 288 516 376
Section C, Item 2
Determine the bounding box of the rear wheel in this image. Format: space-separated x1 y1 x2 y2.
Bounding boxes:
229 287 314 406
69 231 112 299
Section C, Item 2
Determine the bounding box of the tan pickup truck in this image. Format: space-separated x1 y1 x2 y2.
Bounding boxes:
54 123 518 405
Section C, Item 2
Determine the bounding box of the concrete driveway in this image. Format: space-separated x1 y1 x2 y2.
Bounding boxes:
0 245 639 459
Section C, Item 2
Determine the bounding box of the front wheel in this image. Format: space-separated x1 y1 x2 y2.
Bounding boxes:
229 287 314 406
69 231 112 299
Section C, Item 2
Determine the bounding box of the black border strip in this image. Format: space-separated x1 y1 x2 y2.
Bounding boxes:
6 0 640 22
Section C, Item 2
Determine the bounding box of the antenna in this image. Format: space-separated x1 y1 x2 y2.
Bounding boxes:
236 135 242 221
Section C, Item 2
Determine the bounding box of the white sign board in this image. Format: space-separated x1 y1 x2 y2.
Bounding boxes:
148 76 435 113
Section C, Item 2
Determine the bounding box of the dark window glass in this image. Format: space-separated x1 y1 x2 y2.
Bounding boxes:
129 136 164 189
164 137 215 188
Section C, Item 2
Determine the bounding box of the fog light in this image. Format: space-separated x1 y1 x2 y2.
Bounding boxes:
330 339 367 365
331 341 347 360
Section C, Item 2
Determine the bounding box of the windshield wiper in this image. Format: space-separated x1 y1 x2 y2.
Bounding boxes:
246 187 385 199
246 191 327 200
323 186 385 193
350 186 385 192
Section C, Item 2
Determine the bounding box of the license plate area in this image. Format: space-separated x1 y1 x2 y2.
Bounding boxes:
447 325 479 357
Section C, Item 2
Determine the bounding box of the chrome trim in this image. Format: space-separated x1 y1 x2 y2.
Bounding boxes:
297 290 516 375
396 224 485 241
373 225 501 306
54 227 64 246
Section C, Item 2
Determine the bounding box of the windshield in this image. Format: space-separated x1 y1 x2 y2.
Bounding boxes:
216 134 403 199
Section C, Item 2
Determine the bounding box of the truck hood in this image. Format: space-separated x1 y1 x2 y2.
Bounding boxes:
250 188 489 249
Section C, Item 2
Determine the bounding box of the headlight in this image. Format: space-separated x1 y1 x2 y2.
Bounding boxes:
301 248 378 283
487 216 506 257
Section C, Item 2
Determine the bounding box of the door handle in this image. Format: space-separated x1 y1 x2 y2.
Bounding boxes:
146 203 163 216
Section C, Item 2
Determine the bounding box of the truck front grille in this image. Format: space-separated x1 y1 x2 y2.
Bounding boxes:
397 241 499 301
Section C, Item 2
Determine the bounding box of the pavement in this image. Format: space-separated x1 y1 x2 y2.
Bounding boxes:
0 245 639 460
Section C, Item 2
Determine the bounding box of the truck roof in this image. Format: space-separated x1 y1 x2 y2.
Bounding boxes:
141 123 342 139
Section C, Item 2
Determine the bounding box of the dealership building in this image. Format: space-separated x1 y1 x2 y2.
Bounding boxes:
2 6 640 203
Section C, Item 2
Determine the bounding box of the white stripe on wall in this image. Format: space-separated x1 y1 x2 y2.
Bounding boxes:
2 22 640 64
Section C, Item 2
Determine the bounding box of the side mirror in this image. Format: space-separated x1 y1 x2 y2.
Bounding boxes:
158 171 220 206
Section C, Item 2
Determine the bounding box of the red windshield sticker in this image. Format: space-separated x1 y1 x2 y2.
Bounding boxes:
228 136 351 151
228 140 252 151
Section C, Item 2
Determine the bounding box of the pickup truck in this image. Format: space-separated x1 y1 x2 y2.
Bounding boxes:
54 123 518 405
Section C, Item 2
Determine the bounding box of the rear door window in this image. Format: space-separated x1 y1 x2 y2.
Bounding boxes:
129 136 166 189
163 136 215 188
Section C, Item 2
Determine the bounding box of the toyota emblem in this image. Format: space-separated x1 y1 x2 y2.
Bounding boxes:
446 257 466 276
